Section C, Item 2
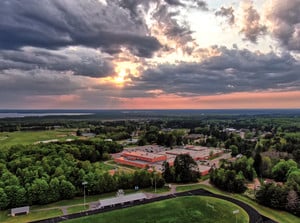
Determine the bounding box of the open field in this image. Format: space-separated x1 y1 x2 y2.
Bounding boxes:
105 160 137 173
0 129 78 148
193 184 300 223
66 196 249 223
30 189 136 210
0 191 136 223
1 184 299 222
176 184 204 192
0 209 62 223
142 186 171 194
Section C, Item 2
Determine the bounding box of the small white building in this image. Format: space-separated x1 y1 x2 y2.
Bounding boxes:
11 206 29 216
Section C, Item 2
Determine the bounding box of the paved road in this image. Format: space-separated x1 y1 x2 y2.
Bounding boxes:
30 188 277 223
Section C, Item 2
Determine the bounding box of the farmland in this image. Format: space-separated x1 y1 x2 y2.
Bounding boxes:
0 129 78 148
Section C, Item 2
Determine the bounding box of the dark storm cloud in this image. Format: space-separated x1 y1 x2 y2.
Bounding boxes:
0 69 85 95
195 1 209 11
0 48 113 77
240 2 267 43
267 0 300 51
152 4 195 51
0 0 161 58
128 47 300 96
164 0 208 10
116 0 197 51
164 0 185 6
215 6 235 26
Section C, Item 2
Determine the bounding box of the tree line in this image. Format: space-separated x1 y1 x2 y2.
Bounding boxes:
209 157 255 193
0 140 165 209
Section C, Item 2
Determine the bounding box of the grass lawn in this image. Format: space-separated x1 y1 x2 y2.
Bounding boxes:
67 205 89 214
65 196 248 223
0 209 62 223
196 184 300 223
93 162 114 172
31 189 136 210
176 184 203 192
105 160 137 173
0 129 78 148
142 186 170 194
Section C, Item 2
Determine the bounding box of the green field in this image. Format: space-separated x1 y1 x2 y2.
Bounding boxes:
142 186 171 194
0 209 62 223
194 185 300 223
0 129 78 148
65 196 249 223
67 205 89 214
30 189 136 210
176 184 204 192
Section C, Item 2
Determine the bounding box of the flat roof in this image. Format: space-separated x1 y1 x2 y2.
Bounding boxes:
198 165 211 172
99 193 147 207
166 149 190 155
123 151 166 159
11 206 29 214
115 157 150 165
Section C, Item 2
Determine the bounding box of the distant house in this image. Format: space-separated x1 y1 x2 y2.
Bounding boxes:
236 154 243 159
225 128 236 132
184 134 205 144
81 133 96 137
11 206 29 216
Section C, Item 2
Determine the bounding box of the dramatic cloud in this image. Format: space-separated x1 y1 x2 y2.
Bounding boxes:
0 0 161 57
165 0 208 11
266 0 300 51
0 0 299 109
0 47 113 77
215 6 235 26
195 1 209 11
164 0 185 6
240 1 267 43
152 4 195 49
130 48 300 96
117 0 197 54
0 69 86 95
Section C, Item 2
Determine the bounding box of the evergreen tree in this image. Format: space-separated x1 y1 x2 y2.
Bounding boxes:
162 161 174 183
174 154 199 183
253 153 262 177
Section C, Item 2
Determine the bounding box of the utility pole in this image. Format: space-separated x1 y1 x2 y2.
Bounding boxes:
155 172 157 193
82 181 88 209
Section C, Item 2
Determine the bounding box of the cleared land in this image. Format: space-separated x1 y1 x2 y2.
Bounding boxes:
65 196 249 223
0 129 78 148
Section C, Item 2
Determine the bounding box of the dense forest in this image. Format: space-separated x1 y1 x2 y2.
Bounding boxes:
0 140 164 209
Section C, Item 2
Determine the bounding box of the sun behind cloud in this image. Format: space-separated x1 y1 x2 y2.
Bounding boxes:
114 69 126 86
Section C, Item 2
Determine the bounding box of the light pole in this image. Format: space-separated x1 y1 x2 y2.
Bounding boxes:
82 181 88 208
154 172 157 193
233 209 239 223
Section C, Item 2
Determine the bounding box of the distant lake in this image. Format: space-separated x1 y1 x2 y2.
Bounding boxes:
0 111 93 119
0 109 299 119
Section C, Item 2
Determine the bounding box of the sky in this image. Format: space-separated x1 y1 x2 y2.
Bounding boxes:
0 0 299 109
